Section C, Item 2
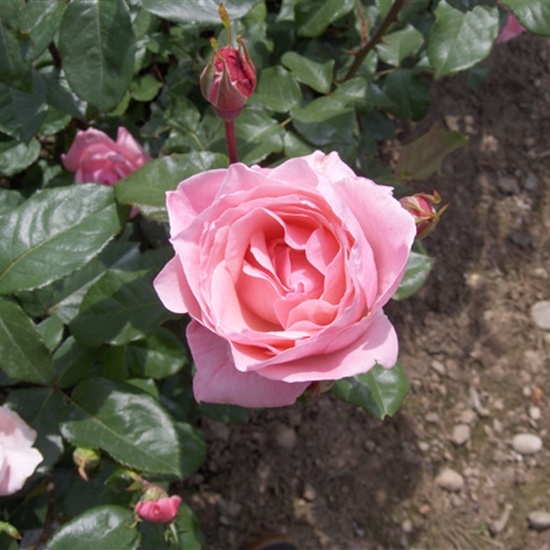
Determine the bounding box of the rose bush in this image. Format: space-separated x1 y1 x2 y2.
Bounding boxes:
135 495 183 524
0 407 43 496
62 127 152 186
154 151 416 407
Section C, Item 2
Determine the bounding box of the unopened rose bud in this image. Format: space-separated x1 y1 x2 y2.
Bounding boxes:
200 4 256 121
0 521 22 540
135 485 182 524
73 447 101 482
400 190 448 239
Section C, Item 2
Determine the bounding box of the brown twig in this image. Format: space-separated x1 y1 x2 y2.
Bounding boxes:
343 0 406 82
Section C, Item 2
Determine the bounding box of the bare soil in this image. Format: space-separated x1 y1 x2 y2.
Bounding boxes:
181 33 550 550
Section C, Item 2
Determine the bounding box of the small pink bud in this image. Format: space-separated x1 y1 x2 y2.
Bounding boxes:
400 190 448 240
135 485 182 524
200 12 256 122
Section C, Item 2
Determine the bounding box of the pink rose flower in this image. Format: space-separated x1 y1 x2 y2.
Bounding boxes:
154 151 416 408
62 127 152 186
497 10 526 43
0 407 43 496
135 495 182 523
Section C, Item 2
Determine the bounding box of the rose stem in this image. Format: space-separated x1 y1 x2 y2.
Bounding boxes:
224 120 239 164
343 0 406 82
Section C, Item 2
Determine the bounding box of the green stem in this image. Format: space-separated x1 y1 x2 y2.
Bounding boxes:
224 120 238 164
343 0 406 82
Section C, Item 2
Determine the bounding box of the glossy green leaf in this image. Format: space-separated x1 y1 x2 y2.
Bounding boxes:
130 74 163 102
21 0 66 61
37 315 64 351
376 25 424 66
127 328 188 379
295 0 355 37
396 123 469 181
54 336 102 389
138 502 201 550
58 0 135 112
331 361 410 419
6 387 66 470
137 0 256 23
0 137 40 177
0 184 126 294
0 296 54 385
41 67 87 120
0 71 48 142
281 51 334 94
428 1 499 79
392 251 435 300
177 422 206 478
251 66 302 113
0 188 23 216
60 378 182 477
383 69 430 121
44 505 140 550
69 269 178 348
115 152 228 223
502 0 550 36
0 0 32 91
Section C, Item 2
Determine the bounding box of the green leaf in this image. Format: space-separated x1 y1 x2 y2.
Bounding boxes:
281 51 334 94
251 66 302 113
502 0 550 36
0 184 126 295
54 336 103 389
0 70 48 142
0 137 40 177
383 69 430 121
115 152 228 223
129 74 163 102
331 361 410 420
6 387 66 470
396 123 469 181
295 0 355 37
41 67 87 120
0 188 23 216
392 251 435 300
177 422 206 478
58 0 135 112
137 0 256 23
21 0 66 61
60 378 182 477
37 315 64 351
0 0 32 91
376 25 424 67
44 505 140 550
127 328 188 379
69 269 178 348
0 296 54 385
427 1 499 79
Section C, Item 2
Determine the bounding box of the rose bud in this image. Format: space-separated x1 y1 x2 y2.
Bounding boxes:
200 5 255 121
73 447 101 482
135 485 182 524
400 190 449 239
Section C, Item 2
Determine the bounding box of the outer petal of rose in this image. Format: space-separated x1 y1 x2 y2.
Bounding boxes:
188 321 309 407
252 310 398 383
497 12 526 43
61 129 113 172
0 446 43 496
115 127 152 166
153 256 198 315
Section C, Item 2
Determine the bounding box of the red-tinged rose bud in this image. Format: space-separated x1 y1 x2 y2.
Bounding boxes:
400 190 449 239
135 486 182 524
200 31 255 121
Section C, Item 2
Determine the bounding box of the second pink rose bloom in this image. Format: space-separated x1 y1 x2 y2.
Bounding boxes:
154 151 416 408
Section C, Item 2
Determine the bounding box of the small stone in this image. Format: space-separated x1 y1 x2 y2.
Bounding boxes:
303 484 316 502
458 409 477 425
497 175 520 195
435 468 464 492
490 504 513 535
512 433 543 455
529 406 541 420
419 504 430 515
524 172 539 191
430 360 446 376
418 441 430 453
275 424 297 449
365 440 376 453
451 495 463 508
426 412 440 424
528 511 550 531
217 498 242 517
401 519 413 534
444 115 460 132
531 301 550 330
451 424 471 446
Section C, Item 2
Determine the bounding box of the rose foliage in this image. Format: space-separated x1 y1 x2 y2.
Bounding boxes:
0 0 547 548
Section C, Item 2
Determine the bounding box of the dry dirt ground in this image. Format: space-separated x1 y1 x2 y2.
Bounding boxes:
180 33 550 550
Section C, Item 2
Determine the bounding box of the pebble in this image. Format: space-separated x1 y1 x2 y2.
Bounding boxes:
401 519 413 534
430 360 446 376
497 175 520 195
275 424 297 449
426 412 440 424
524 172 539 191
364 440 376 453
512 433 543 455
303 484 316 502
458 409 477 425
531 301 550 330
451 424 471 446
217 498 242 517
528 511 550 531
529 406 541 421
435 468 464 492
